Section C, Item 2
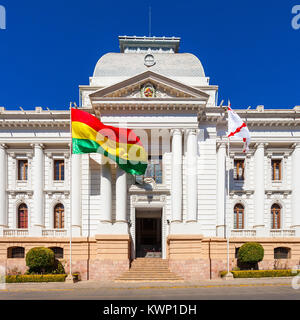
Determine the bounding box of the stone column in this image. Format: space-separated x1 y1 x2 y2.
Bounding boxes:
101 161 112 223
171 129 182 222
32 144 44 235
71 154 81 236
292 144 300 236
115 167 128 233
216 142 226 237
0 144 7 234
186 129 198 222
254 143 266 236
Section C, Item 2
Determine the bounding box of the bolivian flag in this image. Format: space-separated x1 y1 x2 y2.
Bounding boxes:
71 108 148 175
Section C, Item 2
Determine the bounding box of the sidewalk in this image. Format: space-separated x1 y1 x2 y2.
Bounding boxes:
1 277 295 291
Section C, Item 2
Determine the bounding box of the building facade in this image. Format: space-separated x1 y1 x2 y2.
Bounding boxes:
1 36 300 280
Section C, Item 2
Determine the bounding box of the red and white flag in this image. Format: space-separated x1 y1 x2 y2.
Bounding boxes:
227 101 251 152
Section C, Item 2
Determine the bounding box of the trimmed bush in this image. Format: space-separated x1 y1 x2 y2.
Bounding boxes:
220 269 300 278
26 247 55 274
6 274 67 283
52 260 65 274
237 242 264 270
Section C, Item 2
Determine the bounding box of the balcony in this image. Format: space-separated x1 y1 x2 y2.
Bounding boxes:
3 229 29 237
270 229 295 237
230 229 256 237
42 229 68 237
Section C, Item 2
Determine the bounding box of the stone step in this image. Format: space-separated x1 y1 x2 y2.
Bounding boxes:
115 258 183 282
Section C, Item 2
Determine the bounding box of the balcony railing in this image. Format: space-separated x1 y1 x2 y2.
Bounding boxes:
270 229 295 237
42 229 68 237
3 229 29 237
230 229 257 237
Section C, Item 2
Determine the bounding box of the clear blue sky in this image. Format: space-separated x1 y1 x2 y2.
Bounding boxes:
0 0 299 110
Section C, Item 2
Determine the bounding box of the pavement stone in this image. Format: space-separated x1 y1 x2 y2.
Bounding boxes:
1 277 295 291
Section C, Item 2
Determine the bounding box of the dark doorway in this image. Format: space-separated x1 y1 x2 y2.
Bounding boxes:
136 210 162 258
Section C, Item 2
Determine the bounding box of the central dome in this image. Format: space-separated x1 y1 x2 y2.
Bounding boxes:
93 36 205 80
93 52 205 78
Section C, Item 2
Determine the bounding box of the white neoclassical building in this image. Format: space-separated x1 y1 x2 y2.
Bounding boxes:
0 36 300 280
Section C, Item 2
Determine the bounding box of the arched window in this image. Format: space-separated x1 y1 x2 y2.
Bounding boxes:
18 203 28 229
274 247 291 259
7 247 25 258
54 204 64 229
271 204 281 229
49 247 64 259
234 204 244 229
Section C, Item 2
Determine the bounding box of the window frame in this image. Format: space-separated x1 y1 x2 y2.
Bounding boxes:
135 155 163 184
53 159 65 181
271 204 281 229
271 159 282 181
234 159 245 181
233 203 245 229
274 247 291 259
54 203 64 229
17 203 28 229
49 247 64 259
17 159 28 181
7 247 25 259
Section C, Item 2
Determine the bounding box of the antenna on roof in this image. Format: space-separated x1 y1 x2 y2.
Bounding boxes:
149 6 151 37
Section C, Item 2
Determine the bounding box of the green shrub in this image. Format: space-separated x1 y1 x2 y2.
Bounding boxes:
25 247 55 274
6 274 67 283
51 260 65 274
237 242 264 270
220 270 300 278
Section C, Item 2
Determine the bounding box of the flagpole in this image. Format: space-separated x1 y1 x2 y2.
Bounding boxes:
227 135 230 274
67 102 73 282
225 101 233 279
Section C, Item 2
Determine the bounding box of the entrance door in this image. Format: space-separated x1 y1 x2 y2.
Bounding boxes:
136 209 162 258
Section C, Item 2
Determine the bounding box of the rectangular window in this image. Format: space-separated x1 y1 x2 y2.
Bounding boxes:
135 155 162 184
18 160 28 180
272 160 281 181
234 159 245 180
54 160 65 181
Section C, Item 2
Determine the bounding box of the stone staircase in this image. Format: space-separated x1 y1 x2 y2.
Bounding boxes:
115 258 184 282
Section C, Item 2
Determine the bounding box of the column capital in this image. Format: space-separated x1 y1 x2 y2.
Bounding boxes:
184 128 198 136
64 152 70 159
170 128 183 137
254 142 267 149
0 144 7 150
31 143 44 149
292 143 300 150
216 141 227 150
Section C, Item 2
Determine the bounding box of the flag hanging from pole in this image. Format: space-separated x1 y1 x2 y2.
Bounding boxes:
227 101 251 152
71 108 148 175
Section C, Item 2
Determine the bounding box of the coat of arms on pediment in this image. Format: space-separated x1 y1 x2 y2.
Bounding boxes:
89 70 210 101
141 83 156 98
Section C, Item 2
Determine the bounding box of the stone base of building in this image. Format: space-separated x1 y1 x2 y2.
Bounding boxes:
1 234 300 280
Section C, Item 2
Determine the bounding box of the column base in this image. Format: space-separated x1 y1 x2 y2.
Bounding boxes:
71 226 81 237
253 225 267 237
216 225 226 238
31 226 43 237
170 221 202 234
292 226 300 237
97 221 129 235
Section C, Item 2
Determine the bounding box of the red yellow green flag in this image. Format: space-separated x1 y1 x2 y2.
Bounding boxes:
71 108 148 175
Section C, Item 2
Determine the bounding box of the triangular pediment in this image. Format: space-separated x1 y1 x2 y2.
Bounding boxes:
89 71 209 101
